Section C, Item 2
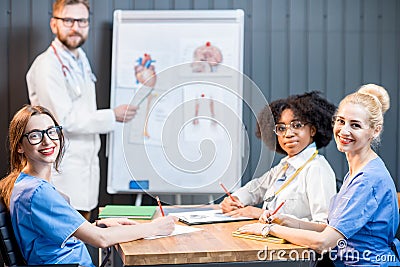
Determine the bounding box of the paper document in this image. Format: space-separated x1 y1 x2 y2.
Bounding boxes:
169 209 253 225
145 224 202 240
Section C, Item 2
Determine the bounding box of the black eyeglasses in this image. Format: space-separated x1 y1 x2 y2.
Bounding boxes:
53 16 89 28
274 121 309 136
23 126 63 145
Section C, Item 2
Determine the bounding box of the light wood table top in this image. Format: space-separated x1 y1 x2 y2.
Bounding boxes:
115 208 310 266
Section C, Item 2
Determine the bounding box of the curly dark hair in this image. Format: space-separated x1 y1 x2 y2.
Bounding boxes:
256 91 336 155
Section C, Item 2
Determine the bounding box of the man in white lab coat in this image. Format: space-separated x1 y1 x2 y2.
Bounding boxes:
26 0 137 220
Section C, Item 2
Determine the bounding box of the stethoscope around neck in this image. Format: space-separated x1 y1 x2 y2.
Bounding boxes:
50 43 82 98
51 44 70 77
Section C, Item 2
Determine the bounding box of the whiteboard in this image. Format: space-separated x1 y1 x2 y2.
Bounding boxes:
107 10 245 195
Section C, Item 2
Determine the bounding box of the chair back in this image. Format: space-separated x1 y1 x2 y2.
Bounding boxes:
0 199 26 267
396 193 400 240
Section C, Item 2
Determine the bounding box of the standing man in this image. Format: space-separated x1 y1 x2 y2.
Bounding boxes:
26 0 137 220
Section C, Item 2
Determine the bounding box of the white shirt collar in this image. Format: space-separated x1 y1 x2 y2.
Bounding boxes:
280 142 317 170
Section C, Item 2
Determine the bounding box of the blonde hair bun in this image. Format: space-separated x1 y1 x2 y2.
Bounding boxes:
358 83 390 114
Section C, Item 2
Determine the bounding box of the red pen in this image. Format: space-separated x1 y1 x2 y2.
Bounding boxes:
266 200 286 223
219 182 243 207
156 196 165 217
271 200 286 215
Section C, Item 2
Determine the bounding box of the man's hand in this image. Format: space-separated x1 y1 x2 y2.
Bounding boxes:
114 104 138 122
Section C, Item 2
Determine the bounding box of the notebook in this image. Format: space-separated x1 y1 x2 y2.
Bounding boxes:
232 230 286 243
99 205 157 220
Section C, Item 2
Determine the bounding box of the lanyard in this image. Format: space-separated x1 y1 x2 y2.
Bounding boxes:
265 150 318 202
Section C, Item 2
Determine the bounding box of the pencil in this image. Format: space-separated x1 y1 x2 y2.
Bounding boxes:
266 200 286 223
219 182 238 204
156 196 165 217
271 200 286 216
137 87 154 106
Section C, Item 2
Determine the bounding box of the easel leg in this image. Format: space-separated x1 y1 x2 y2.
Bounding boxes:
135 193 143 206
175 194 181 205
209 194 214 204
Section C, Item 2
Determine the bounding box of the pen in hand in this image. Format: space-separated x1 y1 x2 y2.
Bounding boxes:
219 182 243 208
156 196 165 217
261 200 286 224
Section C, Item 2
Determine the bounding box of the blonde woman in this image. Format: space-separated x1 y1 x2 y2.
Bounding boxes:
238 84 399 267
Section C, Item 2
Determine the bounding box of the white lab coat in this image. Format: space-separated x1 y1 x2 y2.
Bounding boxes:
26 38 116 211
233 143 336 223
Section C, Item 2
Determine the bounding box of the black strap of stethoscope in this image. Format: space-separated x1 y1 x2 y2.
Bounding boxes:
51 44 69 77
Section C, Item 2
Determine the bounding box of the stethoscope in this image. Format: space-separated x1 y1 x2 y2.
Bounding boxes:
51 44 70 77
51 43 82 98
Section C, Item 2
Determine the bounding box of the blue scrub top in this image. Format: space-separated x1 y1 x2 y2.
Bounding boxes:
10 172 94 267
328 157 400 266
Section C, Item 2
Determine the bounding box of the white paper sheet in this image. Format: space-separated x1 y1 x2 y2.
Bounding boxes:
144 224 203 240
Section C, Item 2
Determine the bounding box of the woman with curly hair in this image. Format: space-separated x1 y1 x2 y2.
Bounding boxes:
221 91 337 223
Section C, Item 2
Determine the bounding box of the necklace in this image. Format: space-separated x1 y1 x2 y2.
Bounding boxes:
264 150 318 202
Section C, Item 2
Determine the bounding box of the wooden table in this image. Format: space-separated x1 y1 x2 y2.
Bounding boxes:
114 210 311 266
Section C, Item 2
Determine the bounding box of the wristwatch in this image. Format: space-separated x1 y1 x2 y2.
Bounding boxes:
261 223 275 238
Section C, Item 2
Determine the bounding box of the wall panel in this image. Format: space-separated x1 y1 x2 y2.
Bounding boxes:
249 0 268 179
289 0 308 95
270 0 289 100
29 0 52 62
362 0 381 82
172 0 192 10
307 0 325 93
380 0 399 188
325 0 346 182
0 1 10 177
9 0 30 117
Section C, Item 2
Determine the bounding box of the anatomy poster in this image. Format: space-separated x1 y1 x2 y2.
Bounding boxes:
182 84 225 142
108 10 244 195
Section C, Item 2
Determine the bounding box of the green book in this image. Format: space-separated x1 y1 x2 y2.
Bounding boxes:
99 205 157 220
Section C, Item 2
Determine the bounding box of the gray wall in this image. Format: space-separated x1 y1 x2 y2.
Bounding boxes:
1 0 399 207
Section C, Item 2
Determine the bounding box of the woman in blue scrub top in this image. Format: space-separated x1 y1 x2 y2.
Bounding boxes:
0 105 176 267
237 84 400 267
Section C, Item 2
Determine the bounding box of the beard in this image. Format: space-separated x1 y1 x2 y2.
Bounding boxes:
57 31 87 50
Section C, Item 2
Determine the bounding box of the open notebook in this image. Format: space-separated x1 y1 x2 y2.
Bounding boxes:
168 209 253 225
232 230 286 243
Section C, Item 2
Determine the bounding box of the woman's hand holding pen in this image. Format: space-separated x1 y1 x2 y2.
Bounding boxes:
259 209 273 223
259 209 283 224
259 211 292 227
226 206 263 219
220 195 244 213
259 200 287 224
150 216 177 236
